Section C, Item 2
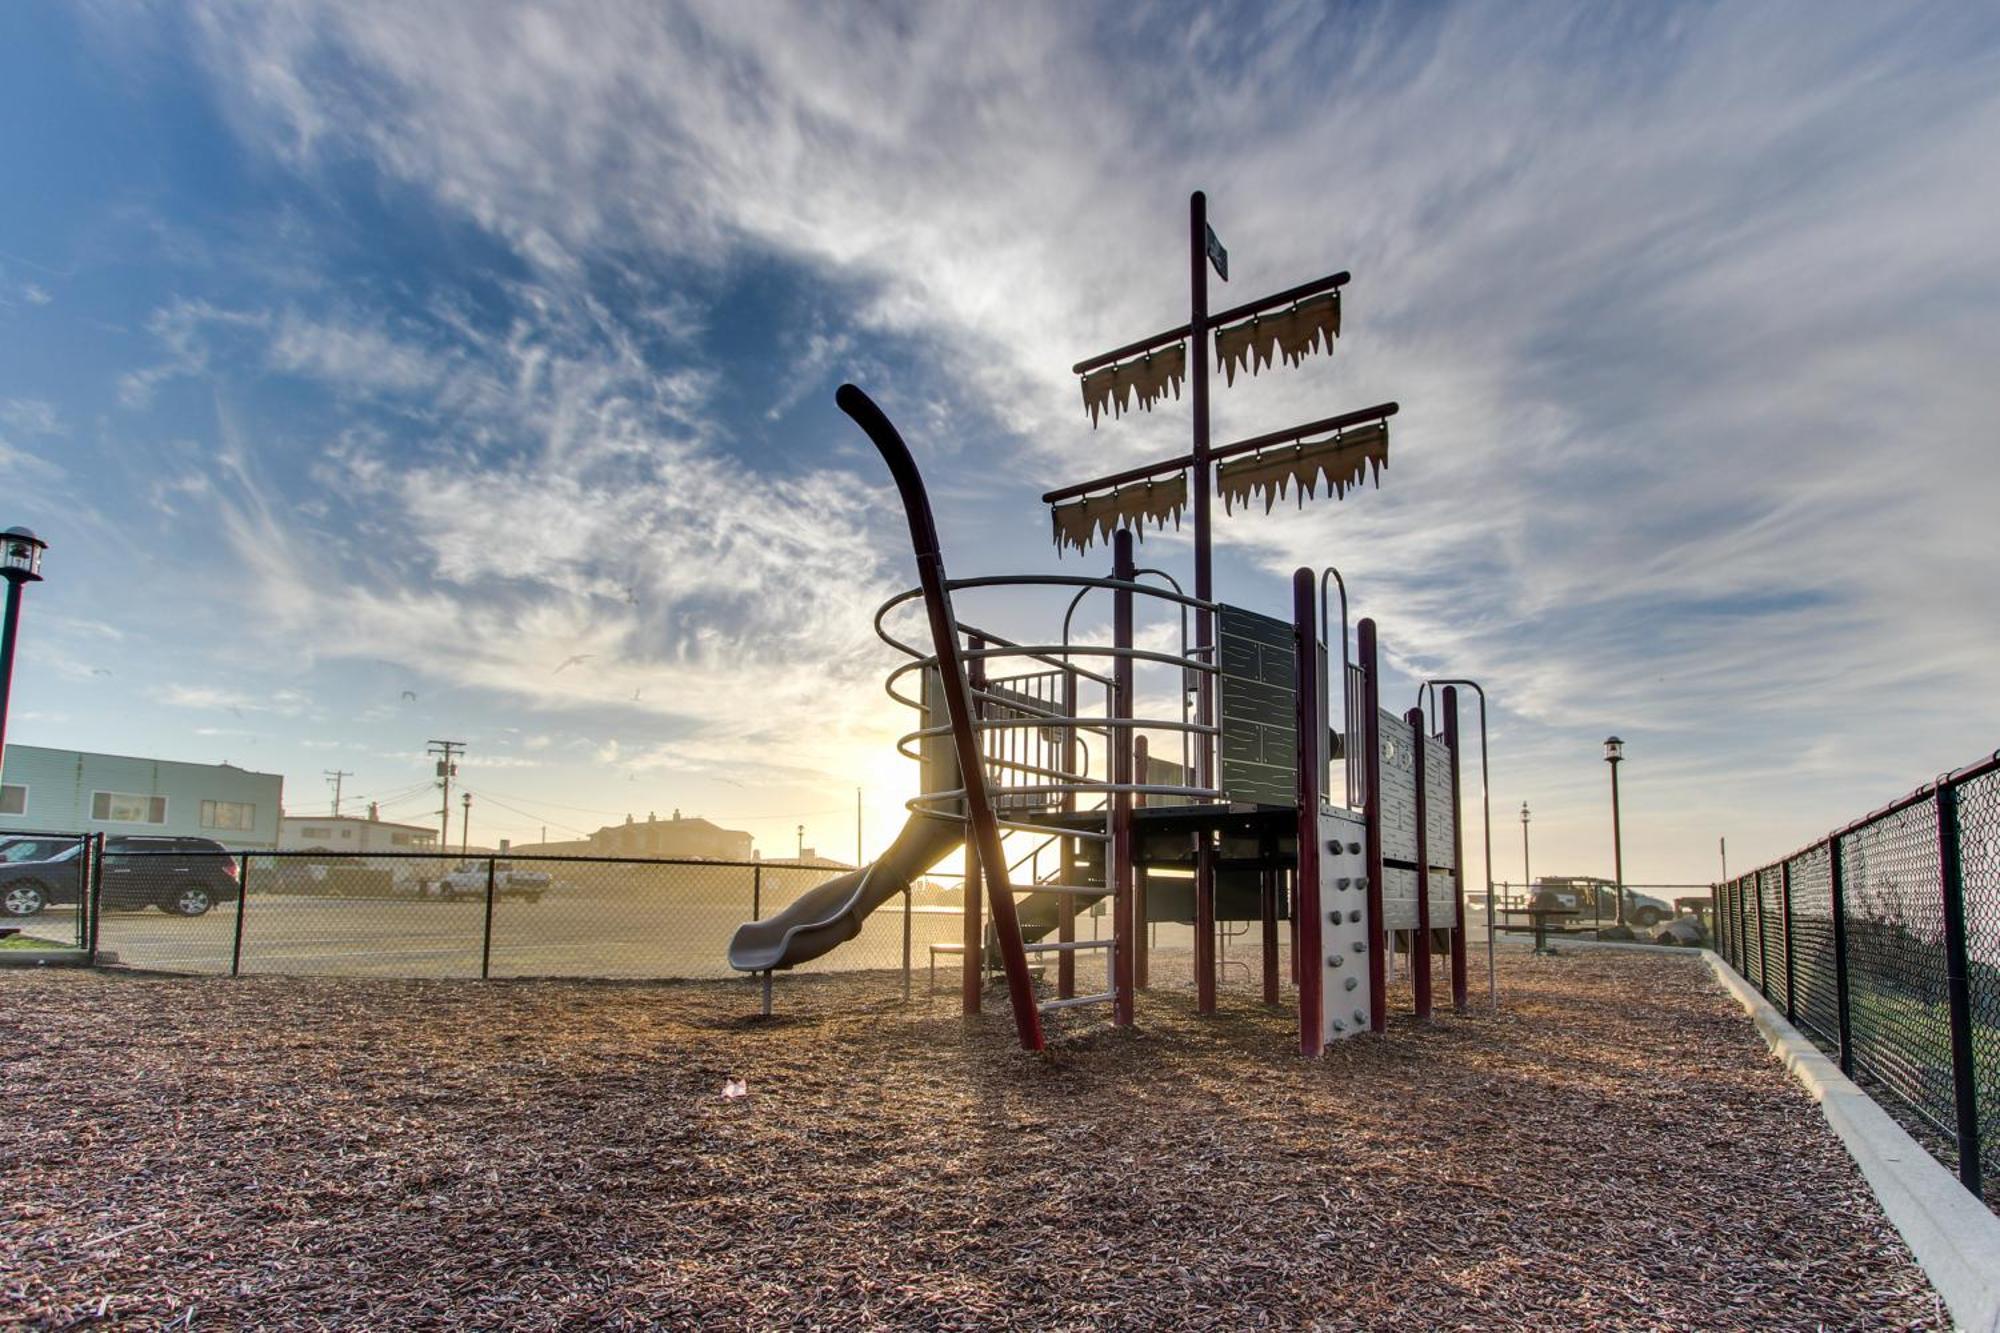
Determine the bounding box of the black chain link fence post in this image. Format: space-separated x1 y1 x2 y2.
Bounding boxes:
902 883 913 1004
1780 858 1797 1025
1936 779 1982 1194
231 852 249 977
481 855 497 981
85 832 103 963
1828 835 1854 1075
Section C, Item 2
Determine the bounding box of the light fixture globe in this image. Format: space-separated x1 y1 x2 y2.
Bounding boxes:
1603 735 1624 764
1 527 45 582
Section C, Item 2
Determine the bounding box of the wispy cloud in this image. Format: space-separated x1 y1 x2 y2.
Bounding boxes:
52 2 2000 875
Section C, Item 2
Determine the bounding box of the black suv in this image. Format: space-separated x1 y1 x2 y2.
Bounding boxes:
0 835 240 918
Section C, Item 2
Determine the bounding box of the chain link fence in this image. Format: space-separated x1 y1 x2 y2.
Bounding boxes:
14 847 974 1012
1714 748 2000 1209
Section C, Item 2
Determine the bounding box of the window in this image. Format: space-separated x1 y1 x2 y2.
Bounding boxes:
301 826 331 840
200 799 257 832
0 784 24 816
92 792 167 824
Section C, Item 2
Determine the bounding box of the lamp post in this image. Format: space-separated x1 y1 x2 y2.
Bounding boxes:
796 824 805 860
1604 735 1626 927
460 791 472 858
1519 801 1531 907
0 527 48 791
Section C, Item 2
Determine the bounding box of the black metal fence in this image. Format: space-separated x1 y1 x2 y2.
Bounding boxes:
1715 749 2000 1204
8 844 992 1009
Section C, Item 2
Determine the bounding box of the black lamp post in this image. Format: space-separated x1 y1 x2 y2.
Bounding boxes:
1604 735 1626 926
1519 801 1531 907
460 791 472 858
0 527 48 790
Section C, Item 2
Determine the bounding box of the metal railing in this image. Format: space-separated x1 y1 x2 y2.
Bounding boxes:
1714 748 2000 1205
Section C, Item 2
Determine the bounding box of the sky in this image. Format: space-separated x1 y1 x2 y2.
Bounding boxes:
2 2 1998 887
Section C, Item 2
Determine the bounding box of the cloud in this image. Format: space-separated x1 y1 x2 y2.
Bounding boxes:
109 2 2000 879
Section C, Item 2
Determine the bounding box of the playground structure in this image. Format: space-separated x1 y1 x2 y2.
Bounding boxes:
729 192 1470 1054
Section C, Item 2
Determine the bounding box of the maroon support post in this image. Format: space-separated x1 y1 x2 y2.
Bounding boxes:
837 384 1045 1050
1112 530 1137 1026
1358 619 1388 1034
1292 569 1325 1057
1444 687 1469 1013
1189 190 1219 1018
1408 705 1434 1019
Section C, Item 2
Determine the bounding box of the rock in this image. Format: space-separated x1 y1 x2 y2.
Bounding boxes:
1596 924 1636 942
1655 917 1707 947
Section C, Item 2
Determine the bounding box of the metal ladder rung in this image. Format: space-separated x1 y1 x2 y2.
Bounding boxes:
1021 883 1104 896
1021 939 1113 953
1040 991 1115 1012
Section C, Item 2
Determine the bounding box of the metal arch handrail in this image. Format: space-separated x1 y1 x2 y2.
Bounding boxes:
947 572 1219 613
906 781 1223 817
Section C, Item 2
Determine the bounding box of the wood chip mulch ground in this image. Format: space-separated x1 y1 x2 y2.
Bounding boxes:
0 949 1946 1329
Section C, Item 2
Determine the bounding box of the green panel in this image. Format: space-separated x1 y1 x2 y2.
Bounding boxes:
1218 604 1297 806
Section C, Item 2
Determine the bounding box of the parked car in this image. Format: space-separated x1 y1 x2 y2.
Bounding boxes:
0 837 84 917
1527 877 1672 928
0 836 240 917
427 861 551 903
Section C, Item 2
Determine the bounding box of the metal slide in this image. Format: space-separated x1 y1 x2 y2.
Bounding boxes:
725 813 963 973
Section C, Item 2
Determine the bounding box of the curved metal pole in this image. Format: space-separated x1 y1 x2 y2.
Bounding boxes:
1320 567 1350 803
1418 676 1496 1009
836 384 1046 1051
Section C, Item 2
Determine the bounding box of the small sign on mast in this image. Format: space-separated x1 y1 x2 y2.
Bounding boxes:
1204 223 1229 281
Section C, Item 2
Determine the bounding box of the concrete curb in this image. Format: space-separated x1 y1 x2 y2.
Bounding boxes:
1702 950 2000 1333
0 949 91 968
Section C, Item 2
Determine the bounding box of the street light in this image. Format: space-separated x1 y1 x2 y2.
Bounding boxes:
0 527 49 790
1519 801 1531 907
460 791 472 858
1604 735 1626 927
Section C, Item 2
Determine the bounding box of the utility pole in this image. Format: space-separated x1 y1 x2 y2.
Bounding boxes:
1519 801 1531 907
324 769 352 817
427 739 464 855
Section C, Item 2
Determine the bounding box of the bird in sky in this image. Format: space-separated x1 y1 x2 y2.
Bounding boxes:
90 667 112 677
630 687 643 702
400 689 418 702
552 654 595 675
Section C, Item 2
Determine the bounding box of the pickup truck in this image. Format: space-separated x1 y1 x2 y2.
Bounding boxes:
427 861 553 903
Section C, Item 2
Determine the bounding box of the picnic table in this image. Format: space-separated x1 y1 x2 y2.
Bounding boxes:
1495 906 1581 955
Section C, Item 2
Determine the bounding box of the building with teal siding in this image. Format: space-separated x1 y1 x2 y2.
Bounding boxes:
0 745 284 849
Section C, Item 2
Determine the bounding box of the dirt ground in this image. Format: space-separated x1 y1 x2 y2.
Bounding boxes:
0 950 1944 1330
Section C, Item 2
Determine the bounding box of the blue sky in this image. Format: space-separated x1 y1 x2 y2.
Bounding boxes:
2 3 1997 884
